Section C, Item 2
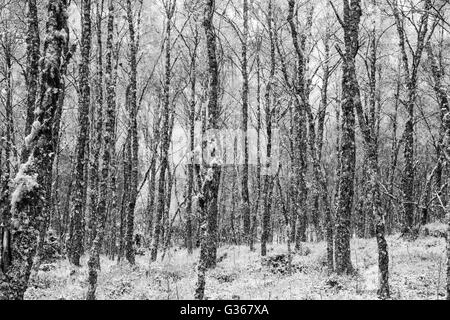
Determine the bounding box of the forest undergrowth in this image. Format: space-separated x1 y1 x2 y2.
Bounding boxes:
24 228 447 300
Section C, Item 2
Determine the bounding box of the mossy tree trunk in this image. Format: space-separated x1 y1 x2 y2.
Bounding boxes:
0 0 69 300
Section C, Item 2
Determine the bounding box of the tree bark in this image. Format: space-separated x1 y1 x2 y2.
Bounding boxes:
125 0 138 265
195 0 222 299
286 0 308 249
261 0 275 257
334 0 361 275
87 0 105 249
70 0 92 267
22 0 41 163
186 25 199 254
240 0 251 244
86 0 116 299
0 0 69 300
341 0 390 297
150 1 176 262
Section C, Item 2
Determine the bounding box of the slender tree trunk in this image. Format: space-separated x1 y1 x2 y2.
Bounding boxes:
125 0 138 265
86 0 116 299
0 60 13 274
428 41 449 204
118 143 129 262
146 105 160 245
318 24 333 271
107 15 120 261
345 0 390 297
286 0 309 249
250 39 262 252
261 0 275 257
186 28 199 254
386 65 401 234
150 1 176 262
240 0 251 244
70 0 92 267
195 0 222 299
87 0 104 249
334 0 361 275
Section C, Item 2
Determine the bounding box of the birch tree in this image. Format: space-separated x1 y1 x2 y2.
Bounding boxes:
125 0 139 265
70 0 92 266
151 0 176 262
389 0 432 236
332 0 360 275
86 0 116 300
195 0 222 299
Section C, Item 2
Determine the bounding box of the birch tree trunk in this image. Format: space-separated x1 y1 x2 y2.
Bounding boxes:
318 23 334 271
186 26 199 254
335 0 390 297
86 0 116 299
125 0 138 265
146 99 161 246
0 38 15 274
70 0 92 267
195 0 222 299
87 0 104 249
250 36 262 252
333 0 360 275
261 0 275 257
150 0 176 262
240 0 251 244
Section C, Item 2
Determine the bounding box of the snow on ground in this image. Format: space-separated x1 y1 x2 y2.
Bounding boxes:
24 235 447 300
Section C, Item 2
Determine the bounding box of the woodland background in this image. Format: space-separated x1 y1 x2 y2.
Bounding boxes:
0 0 449 300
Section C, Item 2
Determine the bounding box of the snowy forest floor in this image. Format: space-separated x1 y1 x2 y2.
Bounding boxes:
25 234 447 300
